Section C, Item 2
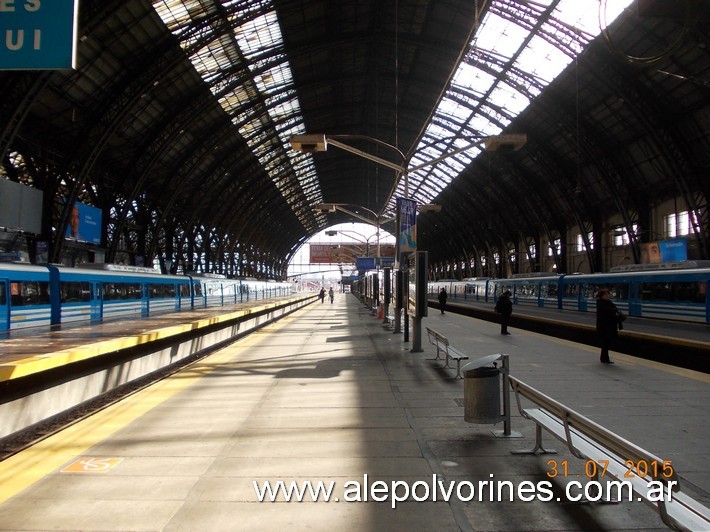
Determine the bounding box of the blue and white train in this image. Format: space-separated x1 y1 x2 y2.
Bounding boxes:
430 261 710 324
0 262 295 332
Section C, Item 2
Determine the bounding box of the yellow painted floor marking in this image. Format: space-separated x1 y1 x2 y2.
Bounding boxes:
0 305 309 504
60 457 124 473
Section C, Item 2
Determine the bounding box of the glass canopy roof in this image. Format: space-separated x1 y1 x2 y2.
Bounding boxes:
153 0 322 227
152 0 633 228
387 0 633 214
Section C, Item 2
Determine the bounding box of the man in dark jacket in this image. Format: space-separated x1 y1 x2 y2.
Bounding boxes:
438 288 447 314
596 288 620 364
495 290 513 335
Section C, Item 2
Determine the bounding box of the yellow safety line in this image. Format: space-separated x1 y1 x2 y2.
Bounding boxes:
0 298 308 382
0 304 310 504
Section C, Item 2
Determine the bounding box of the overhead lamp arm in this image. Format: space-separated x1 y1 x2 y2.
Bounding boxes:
407 134 527 174
326 138 406 174
290 134 406 174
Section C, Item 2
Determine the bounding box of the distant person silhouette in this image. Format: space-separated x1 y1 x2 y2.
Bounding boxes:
495 290 513 335
438 288 447 314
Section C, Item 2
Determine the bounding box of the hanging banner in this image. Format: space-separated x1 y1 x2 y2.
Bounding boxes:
310 243 364 264
397 197 417 254
0 0 79 70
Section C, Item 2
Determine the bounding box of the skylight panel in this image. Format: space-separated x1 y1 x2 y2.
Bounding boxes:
475 12 529 60
453 61 497 94
469 113 501 136
514 34 572 85
437 97 473 124
153 0 194 33
234 12 282 58
488 83 530 116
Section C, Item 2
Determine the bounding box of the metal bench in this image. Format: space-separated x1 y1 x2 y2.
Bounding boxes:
509 375 710 531
425 327 469 378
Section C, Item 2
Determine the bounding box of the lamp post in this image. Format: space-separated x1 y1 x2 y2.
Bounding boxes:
292 132 527 351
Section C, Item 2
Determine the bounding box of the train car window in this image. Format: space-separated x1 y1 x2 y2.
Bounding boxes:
103 282 142 300
563 284 579 298
584 285 597 299
9 281 50 306
149 283 176 299
0 283 5 305
60 282 91 303
549 282 558 298
641 281 705 303
180 284 191 297
518 282 537 297
193 282 203 296
611 284 629 300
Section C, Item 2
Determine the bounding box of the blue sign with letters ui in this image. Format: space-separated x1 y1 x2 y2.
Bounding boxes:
0 0 78 70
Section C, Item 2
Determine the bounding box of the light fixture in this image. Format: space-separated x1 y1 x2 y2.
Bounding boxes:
313 203 337 213
483 134 527 152
290 134 327 153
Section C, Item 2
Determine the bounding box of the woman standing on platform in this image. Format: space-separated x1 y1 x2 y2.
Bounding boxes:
438 288 447 314
495 290 513 335
596 288 623 364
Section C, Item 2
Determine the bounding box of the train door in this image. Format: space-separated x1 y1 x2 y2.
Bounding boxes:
628 282 641 317
141 283 150 316
90 281 103 320
0 279 9 331
578 284 588 312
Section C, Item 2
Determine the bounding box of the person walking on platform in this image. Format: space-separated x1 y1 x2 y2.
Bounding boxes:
328 287 334 304
438 287 447 314
495 290 513 335
319 287 326 303
596 288 622 364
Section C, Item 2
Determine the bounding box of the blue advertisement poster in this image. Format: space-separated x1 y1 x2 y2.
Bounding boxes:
397 197 417 253
659 238 687 262
0 0 79 70
641 238 688 263
66 201 102 245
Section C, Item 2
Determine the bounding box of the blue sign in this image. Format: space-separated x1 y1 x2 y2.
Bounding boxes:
356 257 376 271
1 0 79 70
397 197 417 253
66 201 102 245
659 238 687 262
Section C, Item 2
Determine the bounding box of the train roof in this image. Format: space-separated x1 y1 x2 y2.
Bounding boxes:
0 262 48 273
608 260 710 272
560 267 710 281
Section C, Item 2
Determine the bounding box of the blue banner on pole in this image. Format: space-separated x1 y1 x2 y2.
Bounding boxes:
1 0 79 70
397 197 417 253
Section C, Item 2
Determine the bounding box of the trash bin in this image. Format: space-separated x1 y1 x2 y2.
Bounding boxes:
463 354 503 424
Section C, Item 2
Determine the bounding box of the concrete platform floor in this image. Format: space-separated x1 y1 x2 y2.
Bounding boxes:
0 293 707 531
